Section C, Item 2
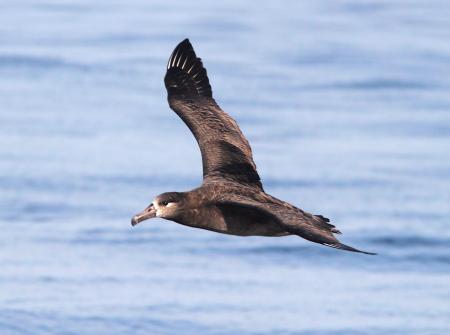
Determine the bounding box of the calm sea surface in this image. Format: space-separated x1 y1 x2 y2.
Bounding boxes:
1 1 450 334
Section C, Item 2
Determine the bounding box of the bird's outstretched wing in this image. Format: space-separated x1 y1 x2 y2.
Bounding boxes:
164 39 263 190
216 192 375 255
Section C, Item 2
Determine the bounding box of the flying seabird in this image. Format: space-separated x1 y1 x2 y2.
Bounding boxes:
131 39 375 255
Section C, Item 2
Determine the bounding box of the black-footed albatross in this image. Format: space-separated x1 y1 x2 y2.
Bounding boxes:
131 39 375 255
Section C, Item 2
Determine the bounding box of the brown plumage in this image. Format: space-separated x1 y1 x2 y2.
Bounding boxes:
131 39 375 255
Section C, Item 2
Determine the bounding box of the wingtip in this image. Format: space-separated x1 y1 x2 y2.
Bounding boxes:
323 242 377 255
165 38 212 98
177 38 192 50
355 249 377 255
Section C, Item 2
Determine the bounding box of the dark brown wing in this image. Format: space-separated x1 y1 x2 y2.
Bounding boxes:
216 192 375 254
164 39 262 189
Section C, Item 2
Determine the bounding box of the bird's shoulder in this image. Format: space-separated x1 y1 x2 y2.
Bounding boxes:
201 181 276 207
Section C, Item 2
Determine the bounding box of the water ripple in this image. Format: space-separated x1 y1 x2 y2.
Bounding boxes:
0 54 91 72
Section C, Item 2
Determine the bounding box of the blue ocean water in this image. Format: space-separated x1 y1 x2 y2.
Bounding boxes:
1 1 450 334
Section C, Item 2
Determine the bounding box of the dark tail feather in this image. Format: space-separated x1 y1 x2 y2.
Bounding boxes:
313 214 341 234
322 242 376 255
164 39 212 98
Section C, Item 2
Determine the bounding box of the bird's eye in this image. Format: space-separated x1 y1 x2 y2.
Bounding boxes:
161 201 169 206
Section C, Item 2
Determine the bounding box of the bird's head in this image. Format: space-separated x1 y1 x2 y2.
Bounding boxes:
131 192 184 226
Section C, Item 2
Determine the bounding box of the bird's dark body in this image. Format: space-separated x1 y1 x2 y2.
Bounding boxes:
169 182 290 237
132 39 375 255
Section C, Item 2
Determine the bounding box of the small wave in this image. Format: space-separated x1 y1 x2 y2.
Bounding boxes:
85 174 199 188
264 177 389 189
369 235 450 248
34 3 91 13
2 201 115 223
403 253 450 265
0 54 91 72
0 309 219 335
327 79 433 91
67 235 172 246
